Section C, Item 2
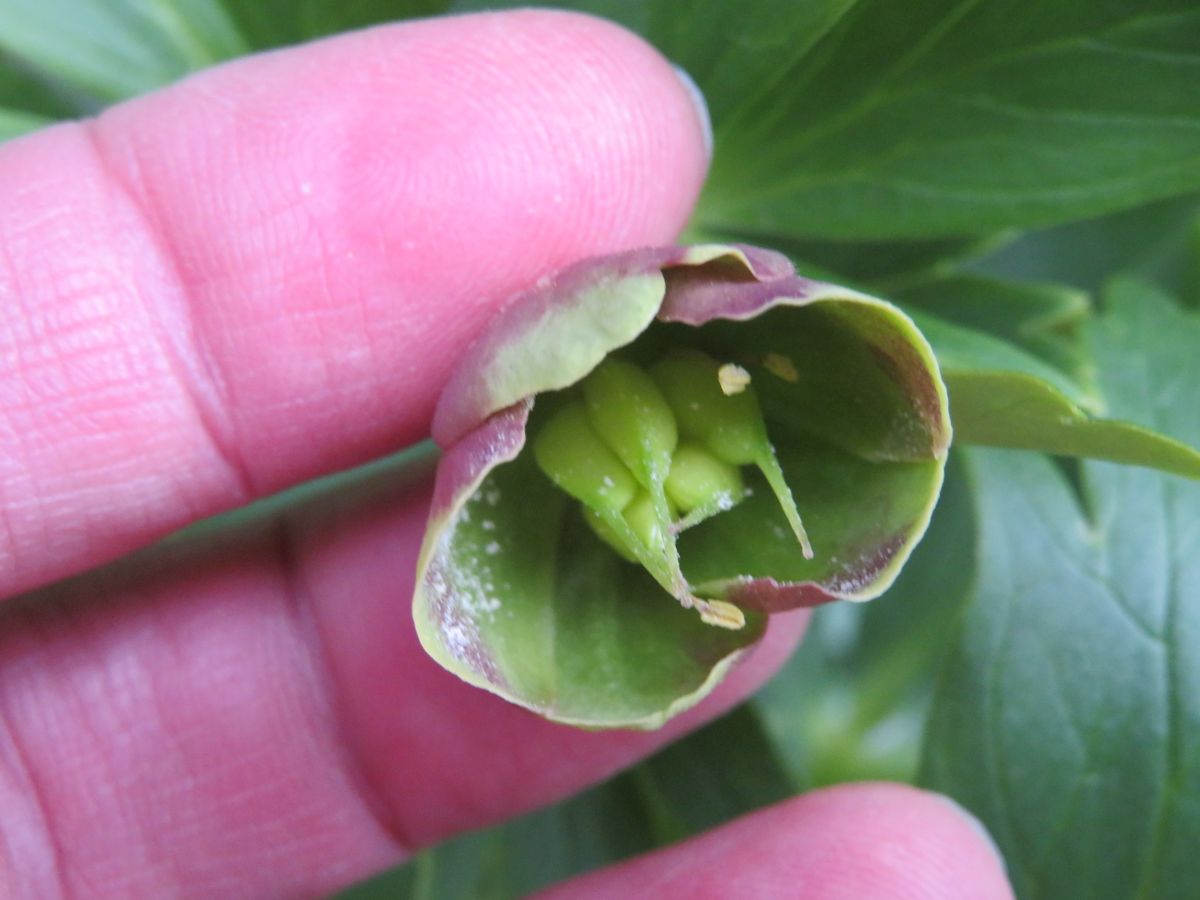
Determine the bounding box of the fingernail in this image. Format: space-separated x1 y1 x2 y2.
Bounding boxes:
672 64 712 161
938 795 1009 876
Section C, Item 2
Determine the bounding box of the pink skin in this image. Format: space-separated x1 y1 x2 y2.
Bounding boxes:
535 784 1013 900
0 10 1012 900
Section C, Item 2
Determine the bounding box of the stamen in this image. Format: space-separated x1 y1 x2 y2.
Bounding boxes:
718 363 751 395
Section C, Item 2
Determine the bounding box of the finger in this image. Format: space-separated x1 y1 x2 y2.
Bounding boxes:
0 464 806 899
0 9 710 599
535 784 1013 900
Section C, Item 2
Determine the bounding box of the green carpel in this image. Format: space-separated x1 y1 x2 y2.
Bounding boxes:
533 348 815 627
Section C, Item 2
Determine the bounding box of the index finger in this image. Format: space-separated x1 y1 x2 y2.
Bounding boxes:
0 9 709 599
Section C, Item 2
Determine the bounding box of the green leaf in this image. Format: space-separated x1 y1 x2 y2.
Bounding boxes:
920 283 1200 899
0 0 453 119
339 777 655 900
454 1 1200 242
0 0 249 104
899 274 1095 389
0 48 89 120
913 310 1097 409
450 0 858 128
696 0 1200 240
945 369 1200 478
218 0 451 51
970 192 1200 307
907 277 1200 478
0 106 50 141
629 705 797 842
753 454 976 788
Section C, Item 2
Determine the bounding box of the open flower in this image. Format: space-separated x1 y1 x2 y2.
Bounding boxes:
414 244 951 728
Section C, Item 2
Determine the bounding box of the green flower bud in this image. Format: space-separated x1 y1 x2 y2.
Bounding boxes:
535 357 763 623
580 357 687 593
582 358 677 488
582 506 638 563
664 442 744 515
650 349 766 465
536 347 812 585
623 490 667 552
538 390 686 595
651 350 813 558
532 401 637 511
583 489 680 564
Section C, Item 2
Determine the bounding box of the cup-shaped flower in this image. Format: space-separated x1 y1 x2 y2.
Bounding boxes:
414 244 951 728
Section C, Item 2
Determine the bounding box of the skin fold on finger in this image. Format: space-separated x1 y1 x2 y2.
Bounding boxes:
535 783 1014 900
0 9 710 600
0 456 807 899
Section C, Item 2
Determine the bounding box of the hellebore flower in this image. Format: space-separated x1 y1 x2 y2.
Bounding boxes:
414 244 951 728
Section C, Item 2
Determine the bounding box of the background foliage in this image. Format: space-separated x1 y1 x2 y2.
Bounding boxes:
3 0 1198 897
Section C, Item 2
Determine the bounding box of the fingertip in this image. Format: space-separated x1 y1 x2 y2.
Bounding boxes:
538 782 1014 900
89 5 714 473
763 783 1013 900
96 7 710 274
0 8 716 596
669 63 713 161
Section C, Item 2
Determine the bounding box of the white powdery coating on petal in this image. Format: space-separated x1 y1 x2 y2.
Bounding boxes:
823 567 875 595
424 516 505 682
450 514 505 618
424 547 484 666
442 621 472 658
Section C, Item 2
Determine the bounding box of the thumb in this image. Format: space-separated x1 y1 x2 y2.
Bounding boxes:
0 9 710 597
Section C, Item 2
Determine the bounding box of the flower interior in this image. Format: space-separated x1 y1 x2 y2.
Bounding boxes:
532 349 811 630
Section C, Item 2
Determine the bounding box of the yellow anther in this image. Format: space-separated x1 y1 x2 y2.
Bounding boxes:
763 352 799 383
718 363 751 395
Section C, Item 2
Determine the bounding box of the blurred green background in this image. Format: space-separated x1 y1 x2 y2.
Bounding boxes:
4 1 1199 897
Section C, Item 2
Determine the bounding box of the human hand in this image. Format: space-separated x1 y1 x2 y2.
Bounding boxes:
0 11 1013 898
